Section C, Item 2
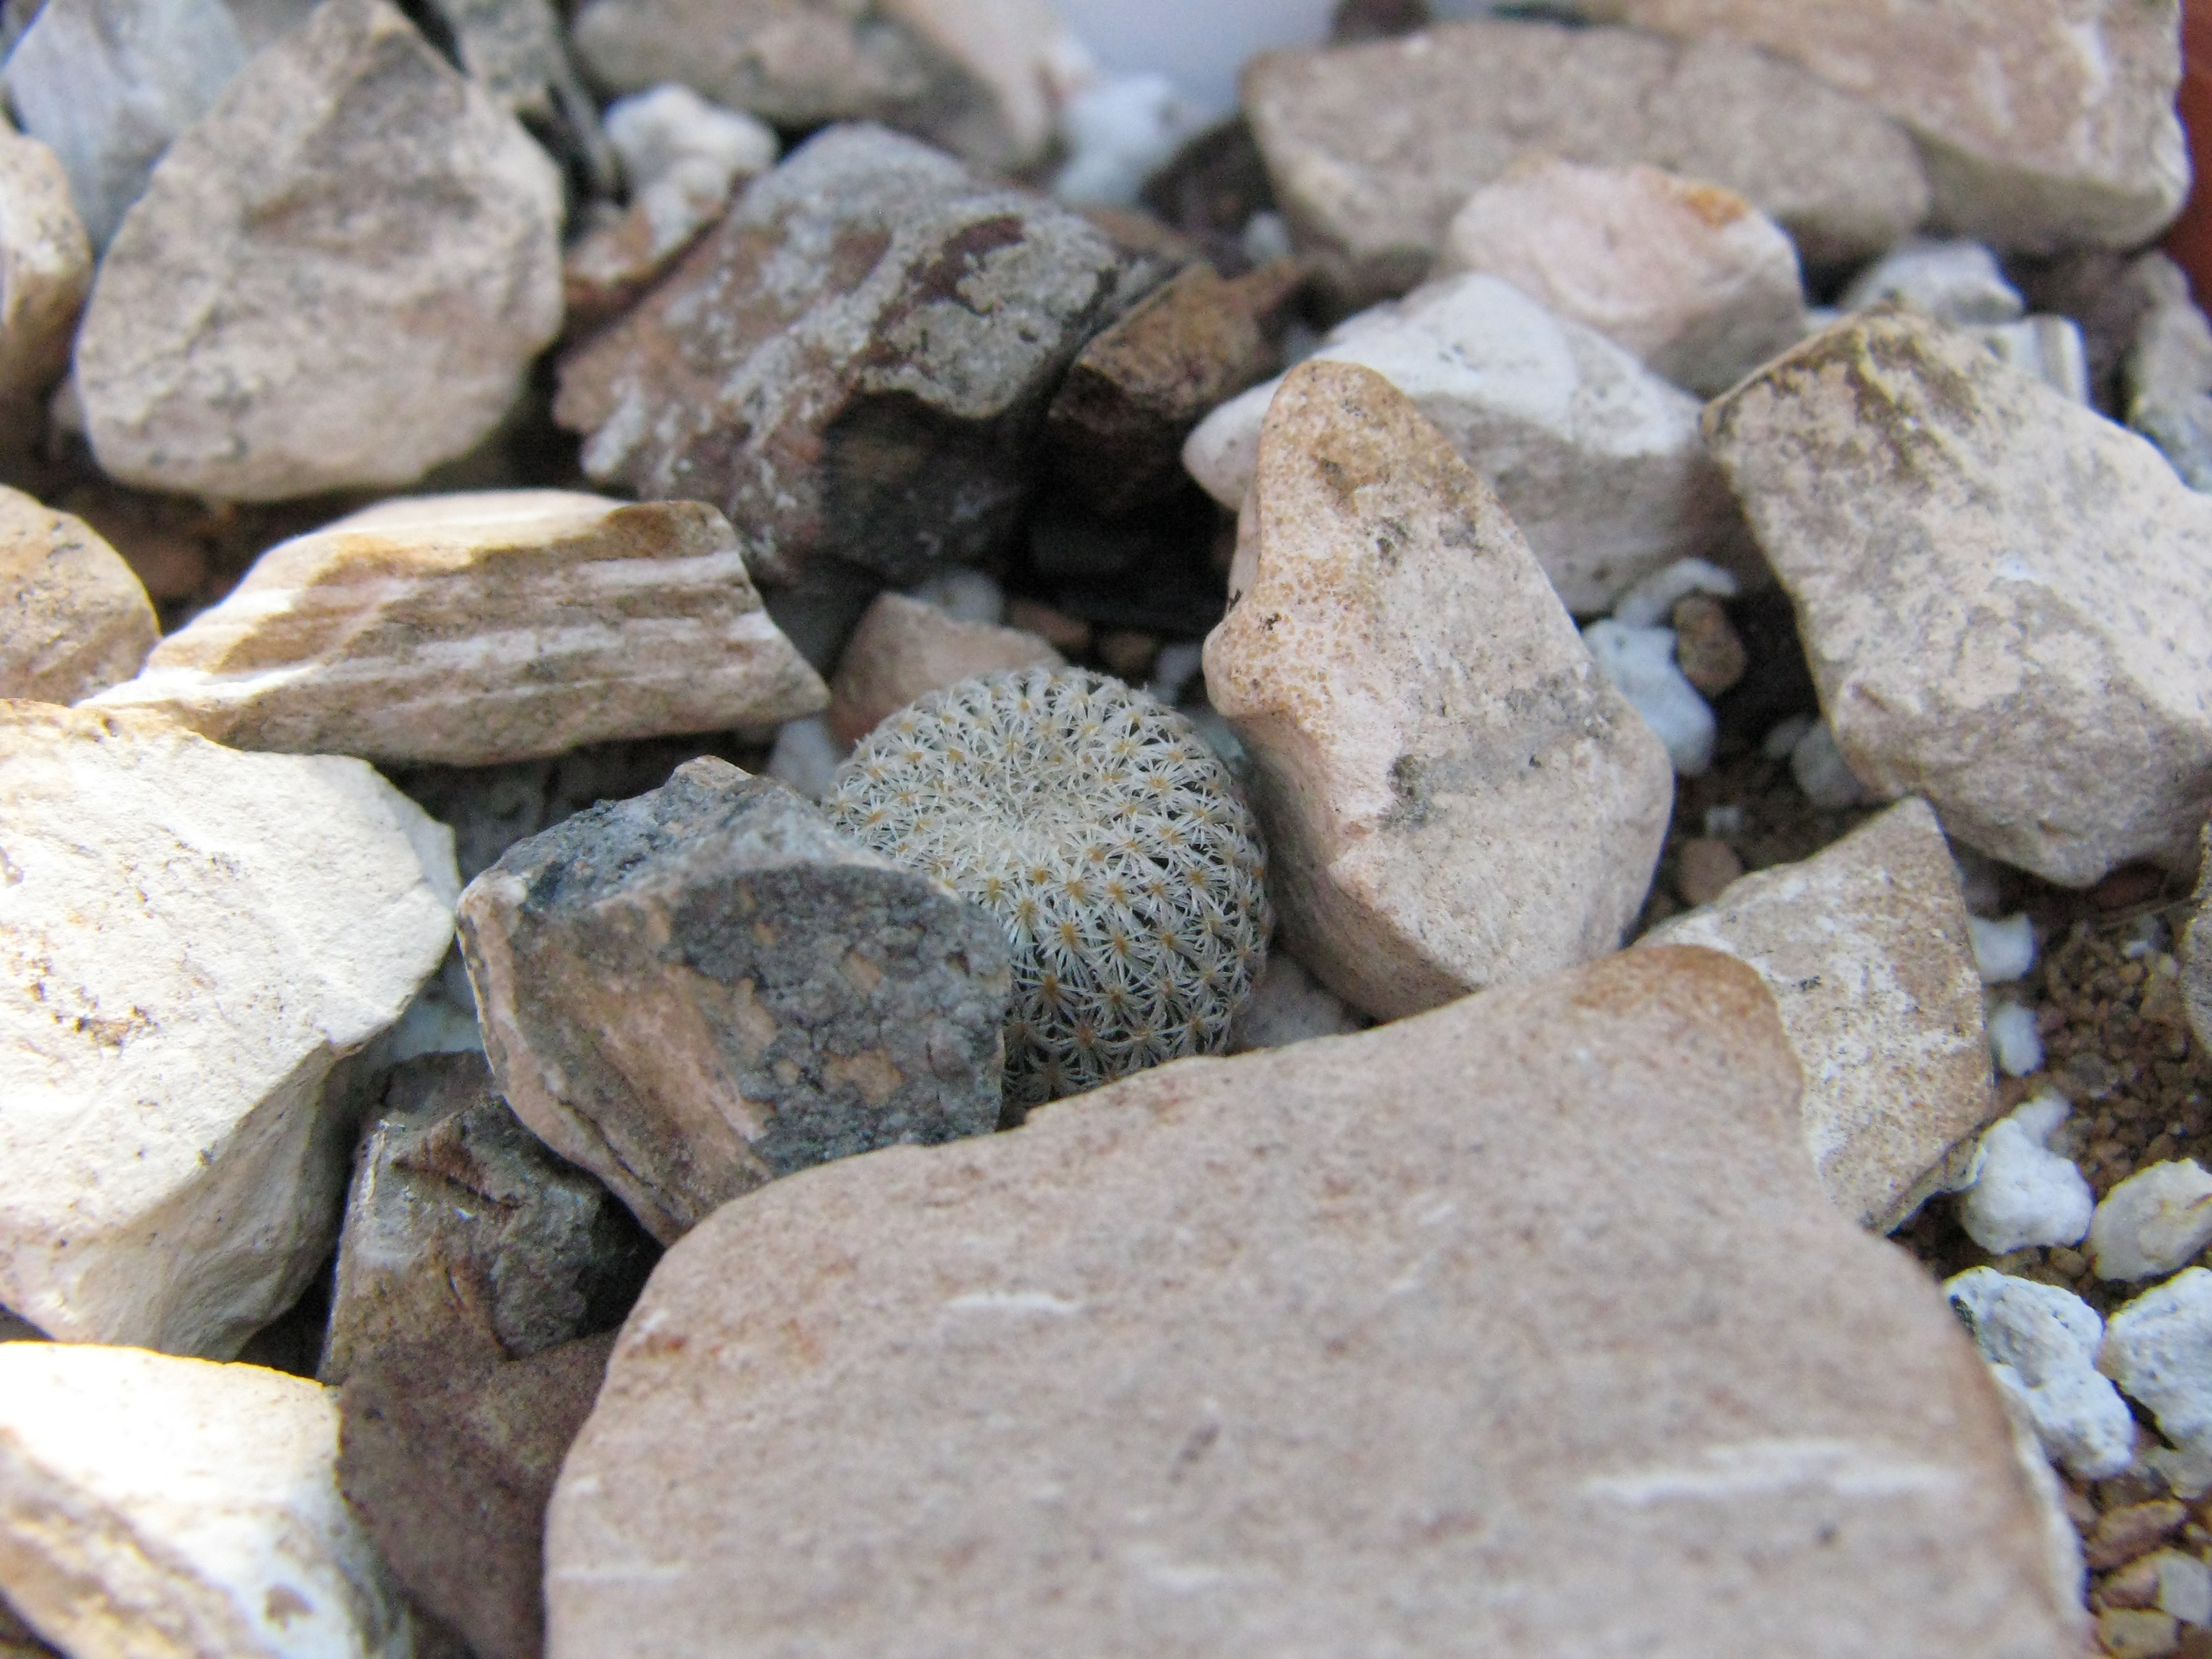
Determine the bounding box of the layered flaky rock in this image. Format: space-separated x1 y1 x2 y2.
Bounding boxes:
73 0 564 501
826 590 1061 745
0 132 92 449
1437 156 1807 397
1184 275 1746 617
557 123 1152 589
83 491 827 766
1705 306 2212 886
0 1344 417 1658
1202 361 1672 1020
1581 0 2190 253
459 757 1010 1243
1645 799 1997 1231
1242 19 1929 302
0 704 457 1356
0 486 157 704
547 948 2084 1658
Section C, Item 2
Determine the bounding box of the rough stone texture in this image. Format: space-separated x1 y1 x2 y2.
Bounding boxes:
0 703 458 1357
0 486 156 704
827 591 1062 745
1644 799 1997 1231
73 0 565 502
459 756 1010 1244
82 490 827 767
1184 274 1748 617
556 123 1152 590
0 1344 417 1658
341 1333 613 1659
1437 156 1807 397
1705 306 2212 888
424 0 613 192
0 132 91 451
2122 251 2212 490
320 1053 656 1387
0 0 246 251
1202 361 1672 1021
547 947 2085 1659
1241 19 1930 304
1582 0 2190 254
1044 259 1301 516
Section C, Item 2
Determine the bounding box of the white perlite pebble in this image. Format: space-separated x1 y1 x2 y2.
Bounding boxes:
1841 238 2025 325
1969 913 2038 984
1791 720 1871 809
2153 1551 2212 1626
2090 1161 2212 1283
906 566 1004 625
1611 556 1740 629
1989 1002 2046 1079
1960 1094 2094 1254
1583 619 1716 775
765 714 848 801
1052 73 1206 207
1974 316 2092 405
2103 1268 2212 1462
1943 1267 2137 1480
0 1344 416 1657
603 82 777 194
1228 951 1366 1053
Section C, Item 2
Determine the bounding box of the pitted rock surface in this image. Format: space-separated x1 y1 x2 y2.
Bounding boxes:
555 122 1154 590
0 486 156 705
459 757 1010 1244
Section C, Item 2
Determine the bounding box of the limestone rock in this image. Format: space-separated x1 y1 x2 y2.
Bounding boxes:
1840 237 2025 326
0 132 91 449
0 1344 416 1658
0 703 457 1356
423 0 613 192
0 486 156 704
1581 0 2190 254
341 1333 613 1659
1241 19 1930 303
1645 799 1997 1231
1184 274 1746 616
74 0 565 502
1437 156 1807 397
1 0 246 251
827 590 1062 745
1202 360 1672 1021
1045 259 1302 516
556 123 1151 589
547 948 2085 1658
320 1053 656 1387
876 0 1096 170
459 756 1010 1243
2123 253 2212 490
1705 306 2212 886
82 490 828 767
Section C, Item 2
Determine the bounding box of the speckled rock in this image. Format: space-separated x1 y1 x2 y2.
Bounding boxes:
0 486 156 704
1581 0 2190 254
0 1344 418 1658
0 704 457 1357
83 491 827 766
545 948 2085 1659
1203 360 1672 1020
73 0 564 501
1645 798 1997 1231
1704 306 2212 887
557 123 1151 590
827 590 1061 745
459 757 1010 1244
0 132 91 449
1242 18 1929 302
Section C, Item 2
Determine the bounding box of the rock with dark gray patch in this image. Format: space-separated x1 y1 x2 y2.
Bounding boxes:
458 756 1011 1243
423 0 614 193
320 1052 657 1387
555 122 1154 590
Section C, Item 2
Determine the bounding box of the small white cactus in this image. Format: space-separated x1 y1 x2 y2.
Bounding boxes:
824 667 1271 1113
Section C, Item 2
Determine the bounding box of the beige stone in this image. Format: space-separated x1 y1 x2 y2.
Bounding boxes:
876 0 1094 168
1645 799 1997 1231
0 132 90 450
827 591 1062 745
0 703 457 1356
1437 156 1807 397
0 1344 415 1658
1242 19 1929 304
1582 0 2189 253
548 948 2085 1658
1202 360 1672 1020
0 486 156 704
74 0 564 501
1704 307 2212 887
83 490 827 767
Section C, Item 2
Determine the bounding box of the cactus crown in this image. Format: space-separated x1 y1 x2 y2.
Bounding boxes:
824 667 1270 1112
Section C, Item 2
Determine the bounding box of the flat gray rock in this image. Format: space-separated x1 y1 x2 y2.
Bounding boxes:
547 948 2085 1658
